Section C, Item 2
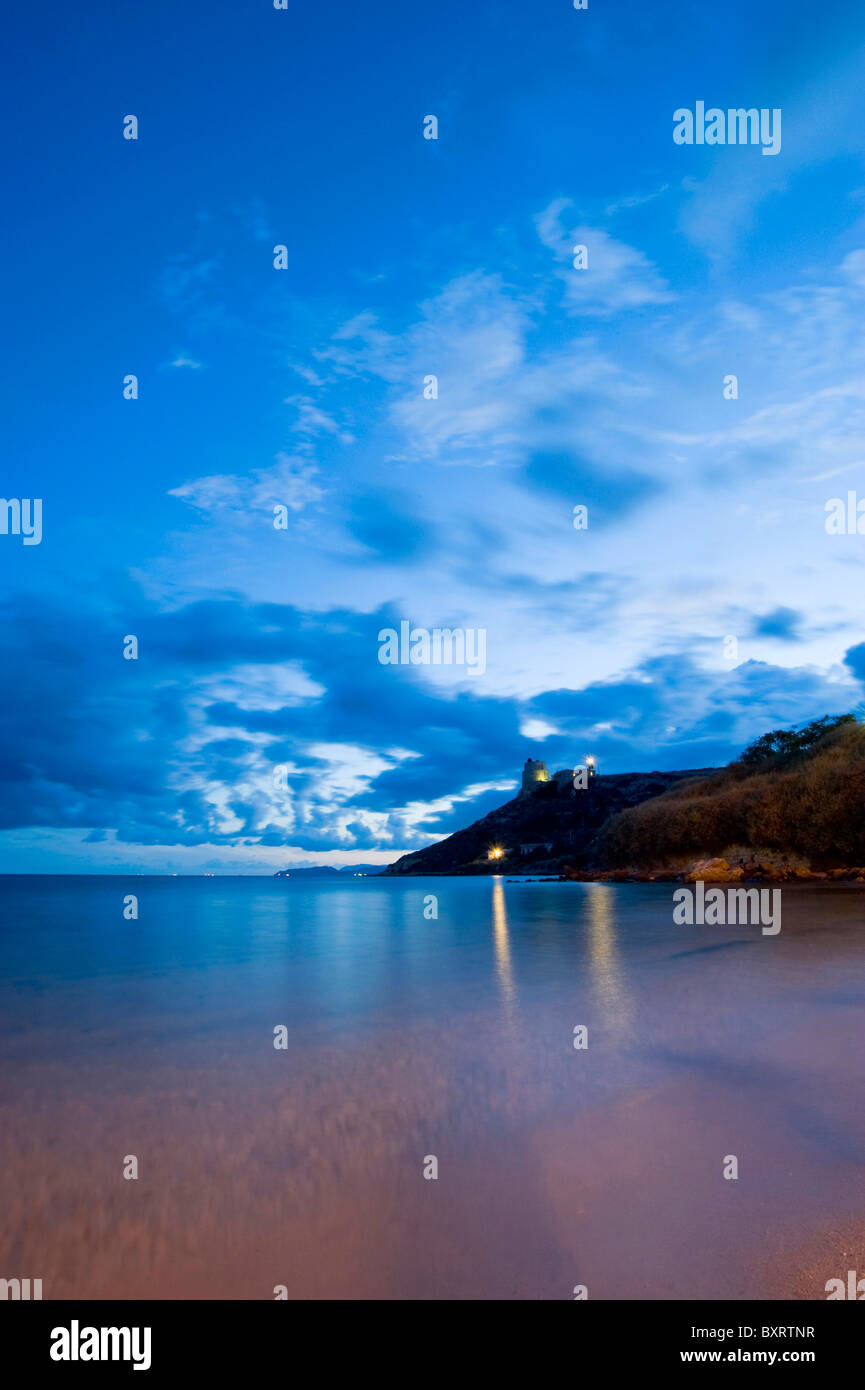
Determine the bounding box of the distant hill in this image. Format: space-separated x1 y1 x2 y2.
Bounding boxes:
382 767 711 876
274 864 385 878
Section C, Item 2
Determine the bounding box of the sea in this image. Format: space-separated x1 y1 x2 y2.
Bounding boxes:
1 873 864 1299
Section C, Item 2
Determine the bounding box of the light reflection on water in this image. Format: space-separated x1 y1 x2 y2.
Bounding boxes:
491 877 516 1013
584 881 633 1034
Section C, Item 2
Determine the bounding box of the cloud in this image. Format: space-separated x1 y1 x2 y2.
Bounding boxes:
0 588 526 856
843 641 865 683
169 453 324 521
284 395 355 444
346 491 437 562
146 224 865 729
677 39 865 259
751 607 802 641
840 249 865 289
160 255 221 310
535 200 675 315
604 183 670 217
311 268 649 491
0 583 860 871
528 652 862 774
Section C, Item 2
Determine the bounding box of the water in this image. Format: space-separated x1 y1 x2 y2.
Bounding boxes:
1 875 864 1299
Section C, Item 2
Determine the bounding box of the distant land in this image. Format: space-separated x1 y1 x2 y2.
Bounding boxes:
274 864 383 878
383 714 865 882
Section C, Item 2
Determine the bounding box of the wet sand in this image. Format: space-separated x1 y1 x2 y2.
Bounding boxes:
3 1002 865 1298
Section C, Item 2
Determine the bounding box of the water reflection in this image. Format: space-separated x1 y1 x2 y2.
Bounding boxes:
585 883 633 1033
491 877 517 1012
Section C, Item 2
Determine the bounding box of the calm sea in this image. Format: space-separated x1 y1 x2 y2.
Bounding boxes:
1 875 864 1299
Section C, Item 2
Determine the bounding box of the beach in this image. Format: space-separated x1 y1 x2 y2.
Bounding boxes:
2 875 863 1299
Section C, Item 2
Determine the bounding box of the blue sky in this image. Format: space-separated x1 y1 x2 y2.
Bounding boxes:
4 0 865 872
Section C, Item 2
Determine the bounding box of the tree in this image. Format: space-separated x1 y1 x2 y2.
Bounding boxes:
739 714 855 767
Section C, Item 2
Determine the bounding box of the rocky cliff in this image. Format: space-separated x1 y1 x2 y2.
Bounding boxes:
383 768 711 876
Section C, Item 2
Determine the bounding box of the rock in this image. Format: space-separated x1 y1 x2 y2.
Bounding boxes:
683 858 744 883
758 863 787 880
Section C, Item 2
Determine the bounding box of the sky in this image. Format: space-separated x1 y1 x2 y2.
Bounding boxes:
4 0 865 872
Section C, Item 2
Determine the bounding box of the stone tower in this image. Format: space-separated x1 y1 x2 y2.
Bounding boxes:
521 758 549 795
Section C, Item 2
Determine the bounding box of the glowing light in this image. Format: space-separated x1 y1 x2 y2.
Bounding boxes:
488 846 505 860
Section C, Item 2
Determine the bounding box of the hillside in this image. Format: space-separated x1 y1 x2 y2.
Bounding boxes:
383 715 865 880
383 766 710 876
595 714 865 872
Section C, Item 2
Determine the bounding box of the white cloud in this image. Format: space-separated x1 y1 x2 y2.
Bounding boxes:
169 452 324 520
284 394 355 444
535 200 674 315
519 718 559 739
152 204 865 714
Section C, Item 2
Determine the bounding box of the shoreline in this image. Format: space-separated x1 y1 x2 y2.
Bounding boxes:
561 856 865 885
389 856 865 884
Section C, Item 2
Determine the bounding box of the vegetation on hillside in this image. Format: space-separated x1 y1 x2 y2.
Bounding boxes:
738 713 856 766
594 714 865 868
